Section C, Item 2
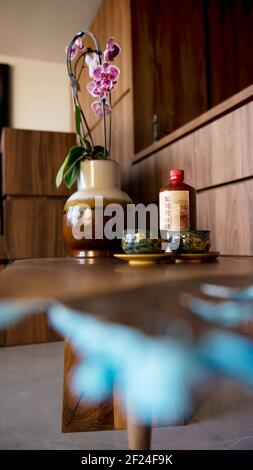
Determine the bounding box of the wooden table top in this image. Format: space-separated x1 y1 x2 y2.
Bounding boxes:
1 256 253 338
0 256 253 300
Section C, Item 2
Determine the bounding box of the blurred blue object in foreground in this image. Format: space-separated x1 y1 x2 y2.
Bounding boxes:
182 293 253 326
48 305 203 424
48 304 253 424
0 298 52 328
201 283 253 301
1 296 253 425
198 330 253 388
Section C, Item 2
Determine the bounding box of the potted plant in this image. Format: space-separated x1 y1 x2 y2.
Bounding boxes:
56 31 132 257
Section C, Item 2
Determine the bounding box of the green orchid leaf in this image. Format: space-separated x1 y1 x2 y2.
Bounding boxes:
67 145 84 164
63 154 84 188
75 104 81 136
75 104 92 152
56 156 69 188
64 165 80 188
56 145 83 188
80 136 92 153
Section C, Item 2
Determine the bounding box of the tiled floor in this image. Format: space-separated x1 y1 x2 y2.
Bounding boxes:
0 342 253 449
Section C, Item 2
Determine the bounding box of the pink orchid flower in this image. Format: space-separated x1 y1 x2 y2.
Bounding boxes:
85 53 100 78
91 100 111 117
87 63 120 99
87 80 105 98
93 62 120 82
66 36 83 60
103 37 121 62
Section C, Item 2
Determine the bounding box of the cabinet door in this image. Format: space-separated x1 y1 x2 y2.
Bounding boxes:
1 128 75 196
205 0 253 108
4 197 68 259
131 0 207 153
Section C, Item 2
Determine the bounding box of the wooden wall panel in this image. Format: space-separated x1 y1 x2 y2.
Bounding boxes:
0 236 7 259
110 91 134 189
90 0 132 103
131 0 207 153
4 197 68 259
130 133 196 204
0 263 61 346
206 0 253 107
130 98 253 203
198 180 253 256
193 102 253 189
128 92 253 257
0 264 6 345
1 128 76 196
90 90 134 191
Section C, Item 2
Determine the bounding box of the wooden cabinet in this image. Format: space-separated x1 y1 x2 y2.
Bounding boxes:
198 180 253 256
1 128 74 196
132 0 253 154
0 128 74 343
129 86 253 255
205 0 253 108
1 128 76 260
131 0 207 153
3 197 67 259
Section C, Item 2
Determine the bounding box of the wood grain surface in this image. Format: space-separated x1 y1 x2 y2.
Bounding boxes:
131 0 253 155
205 0 253 108
62 341 114 432
0 263 61 346
198 179 253 256
1 128 76 196
1 257 253 337
128 94 253 256
131 0 207 153
4 313 61 346
3 197 68 259
0 236 7 260
130 96 253 203
113 391 127 430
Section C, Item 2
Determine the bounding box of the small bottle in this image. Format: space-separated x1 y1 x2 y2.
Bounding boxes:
159 169 196 233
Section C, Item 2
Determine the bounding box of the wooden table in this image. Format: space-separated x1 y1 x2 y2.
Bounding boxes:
1 256 253 449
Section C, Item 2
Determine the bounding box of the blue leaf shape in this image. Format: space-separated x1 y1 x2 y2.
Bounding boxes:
0 299 52 328
201 283 253 301
198 330 253 388
71 358 115 402
182 294 253 326
48 304 204 424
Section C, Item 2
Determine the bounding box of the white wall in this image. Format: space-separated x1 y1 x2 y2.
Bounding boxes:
0 0 102 63
0 54 72 132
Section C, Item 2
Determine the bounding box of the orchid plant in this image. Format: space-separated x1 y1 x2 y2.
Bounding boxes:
56 32 121 188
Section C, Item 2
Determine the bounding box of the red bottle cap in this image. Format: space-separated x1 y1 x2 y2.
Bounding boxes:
170 169 184 181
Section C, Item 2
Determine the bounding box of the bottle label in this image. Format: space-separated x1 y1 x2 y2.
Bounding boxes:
159 191 190 231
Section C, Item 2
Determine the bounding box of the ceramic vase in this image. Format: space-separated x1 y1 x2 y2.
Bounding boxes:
63 160 132 257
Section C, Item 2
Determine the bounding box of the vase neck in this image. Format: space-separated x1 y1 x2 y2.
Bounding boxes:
78 160 121 190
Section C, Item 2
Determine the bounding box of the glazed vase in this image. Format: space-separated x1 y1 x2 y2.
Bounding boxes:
63 160 132 257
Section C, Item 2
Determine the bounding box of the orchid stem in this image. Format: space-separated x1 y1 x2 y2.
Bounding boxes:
102 99 107 158
67 32 102 152
109 92 112 157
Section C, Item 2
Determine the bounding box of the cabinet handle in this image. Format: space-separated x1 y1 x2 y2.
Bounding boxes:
152 114 159 142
